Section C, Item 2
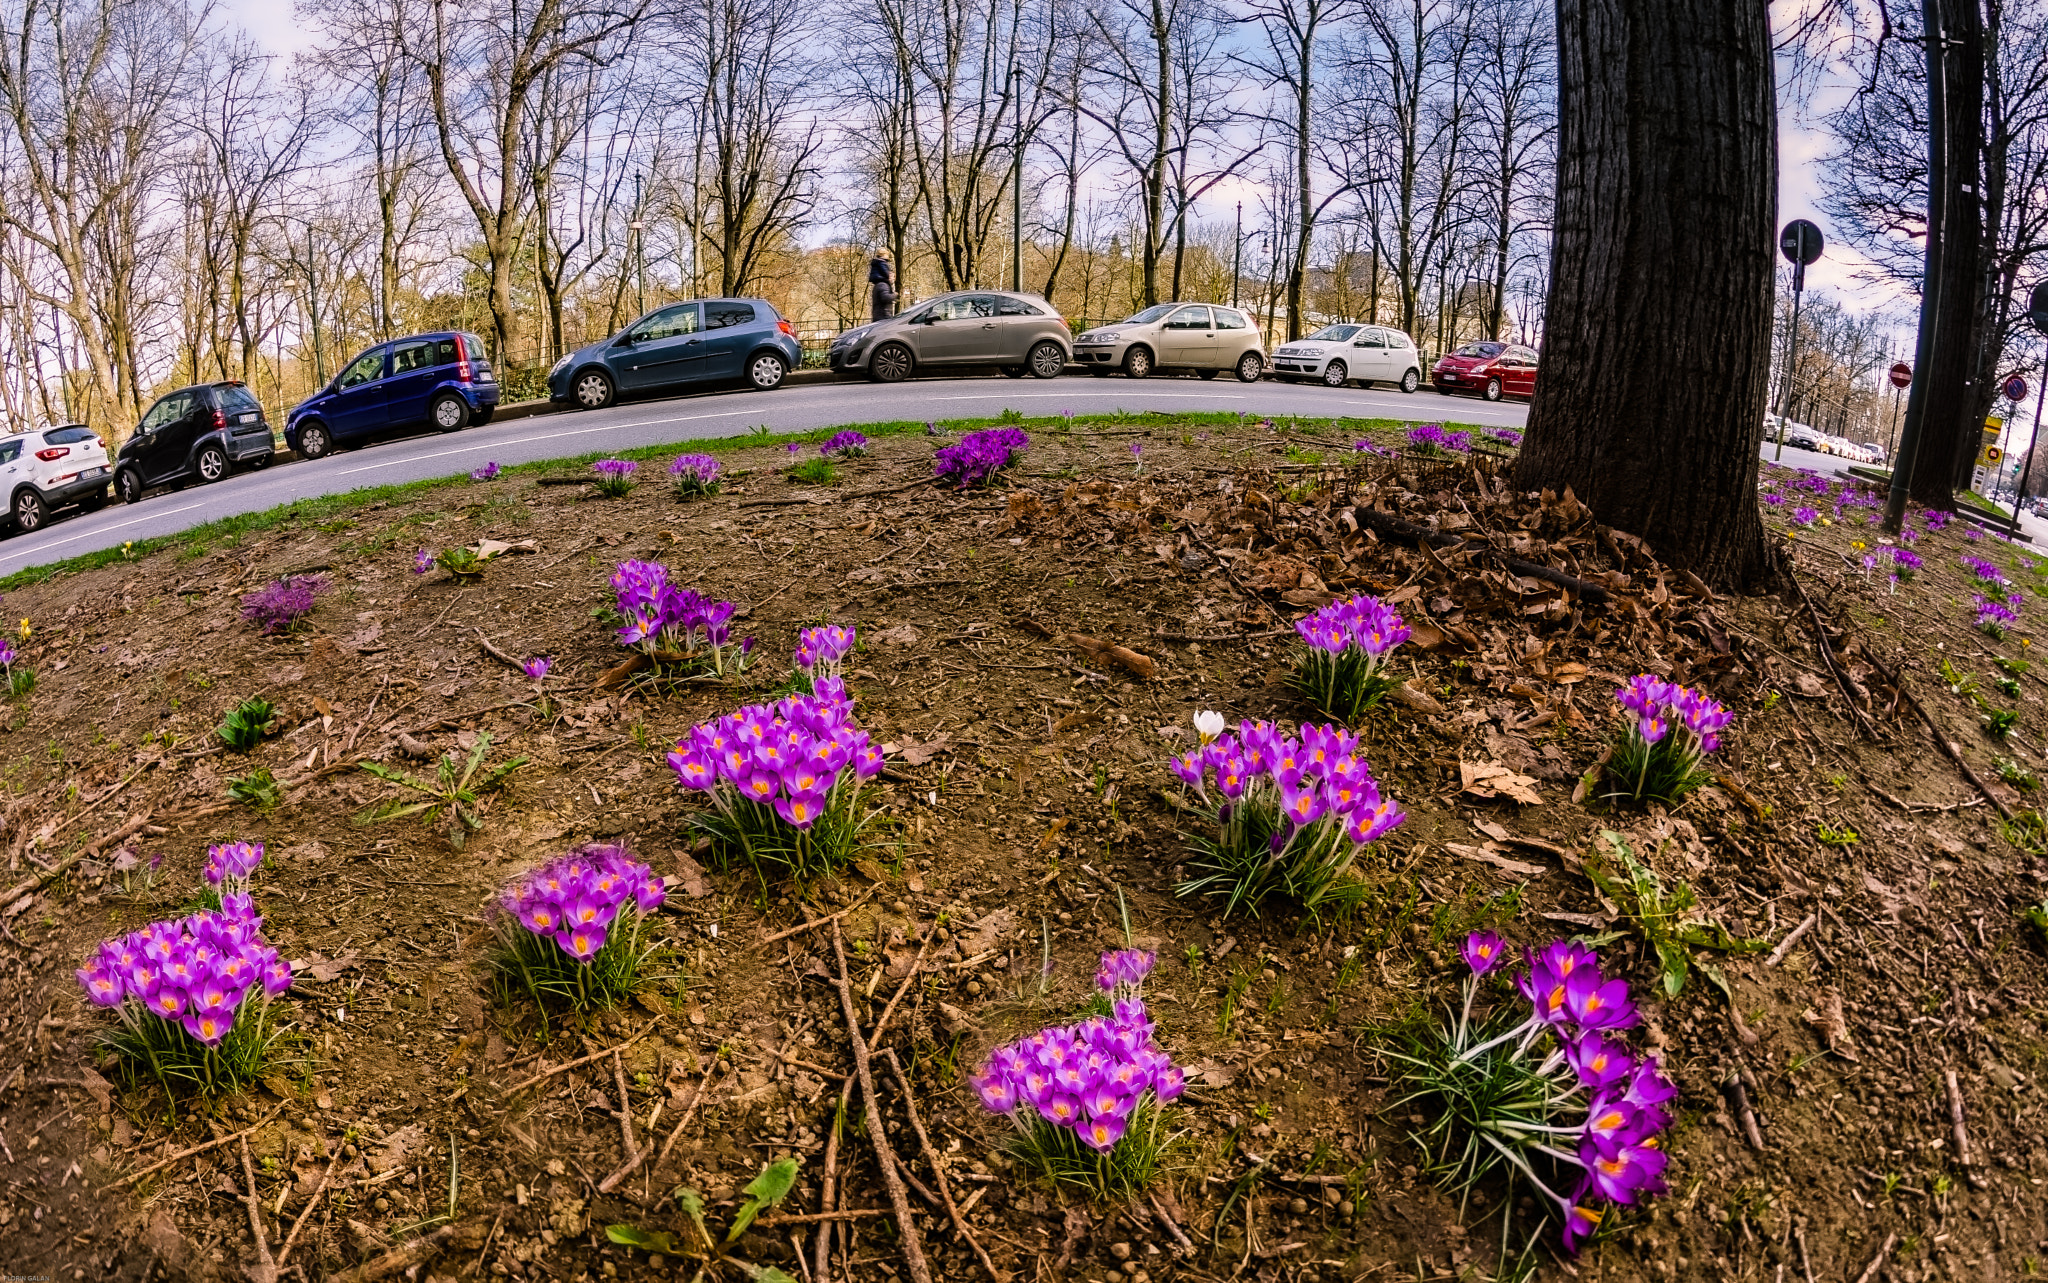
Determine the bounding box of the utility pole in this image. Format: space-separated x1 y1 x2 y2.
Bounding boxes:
2013 284 2048 522
630 172 646 316
1885 0 1949 533
1012 67 1024 293
1232 202 1243 309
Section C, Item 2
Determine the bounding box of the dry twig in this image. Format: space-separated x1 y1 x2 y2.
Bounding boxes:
881 1048 1002 1283
1766 914 1818 967
240 1137 278 1283
831 923 933 1283
499 1019 662 1096
108 1101 288 1189
276 1139 349 1268
1945 1068 1988 1190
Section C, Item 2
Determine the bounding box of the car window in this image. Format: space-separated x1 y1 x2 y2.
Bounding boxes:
1354 329 1386 348
1455 341 1505 359
1213 309 1247 330
390 340 439 374
1166 306 1212 330
142 392 195 430
337 348 387 391
705 301 756 329
628 305 700 342
216 385 262 414
994 296 1044 317
436 338 459 364
43 425 95 445
929 296 988 322
1306 325 1361 342
1386 331 1412 348
0 439 20 464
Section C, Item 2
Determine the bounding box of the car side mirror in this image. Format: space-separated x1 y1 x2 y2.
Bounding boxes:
615 333 638 346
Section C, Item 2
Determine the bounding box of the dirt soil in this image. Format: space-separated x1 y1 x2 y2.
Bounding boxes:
1 418 2046 1283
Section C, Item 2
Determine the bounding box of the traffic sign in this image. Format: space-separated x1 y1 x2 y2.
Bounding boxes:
1780 221 1824 265
1889 362 1913 389
2032 281 2048 333
1984 445 2004 465
2008 375 2032 402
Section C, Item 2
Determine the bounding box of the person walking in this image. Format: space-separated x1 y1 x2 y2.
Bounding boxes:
868 248 896 322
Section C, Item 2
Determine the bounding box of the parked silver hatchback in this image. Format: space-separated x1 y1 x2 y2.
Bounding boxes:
827 291 1072 382
1072 303 1266 382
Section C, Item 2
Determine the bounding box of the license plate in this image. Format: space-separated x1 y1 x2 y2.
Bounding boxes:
1440 374 1459 381
88 466 106 478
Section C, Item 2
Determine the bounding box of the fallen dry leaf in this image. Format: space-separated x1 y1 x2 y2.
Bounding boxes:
670 852 712 899
1460 761 1544 805
1445 842 1548 877
1802 988 1859 1061
1067 632 1157 679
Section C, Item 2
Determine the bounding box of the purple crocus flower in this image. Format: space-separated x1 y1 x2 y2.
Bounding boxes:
470 462 500 482
414 549 434 574
1461 931 1506 975
522 656 551 682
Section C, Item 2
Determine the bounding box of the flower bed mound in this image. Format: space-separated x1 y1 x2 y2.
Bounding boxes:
0 424 2043 1283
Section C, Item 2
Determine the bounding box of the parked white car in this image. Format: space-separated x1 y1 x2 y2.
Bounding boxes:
1 423 112 533
1268 324 1424 391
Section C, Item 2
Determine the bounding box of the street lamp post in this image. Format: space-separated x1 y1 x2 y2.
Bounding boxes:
1773 220 1823 461
1012 66 1024 294
1232 202 1242 310
2012 283 2048 523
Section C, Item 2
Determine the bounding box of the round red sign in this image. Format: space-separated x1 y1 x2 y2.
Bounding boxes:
2006 376 2031 402
1889 362 1912 389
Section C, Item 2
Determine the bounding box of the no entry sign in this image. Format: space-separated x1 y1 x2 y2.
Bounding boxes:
1889 362 1912 389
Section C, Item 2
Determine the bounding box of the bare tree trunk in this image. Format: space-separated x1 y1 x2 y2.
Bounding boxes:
1514 0 1774 589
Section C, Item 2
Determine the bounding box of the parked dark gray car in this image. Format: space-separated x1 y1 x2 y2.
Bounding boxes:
827 291 1071 382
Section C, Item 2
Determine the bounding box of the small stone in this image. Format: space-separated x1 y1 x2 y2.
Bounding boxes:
1289 1197 1309 1215
894 900 910 915
374 1196 390 1212
1338 1200 1355 1217
1058 911 1073 925
602 1263 618 1278
1109 1242 1132 1260
966 980 982 996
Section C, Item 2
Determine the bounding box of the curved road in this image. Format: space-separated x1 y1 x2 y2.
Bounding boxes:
0 374 1528 579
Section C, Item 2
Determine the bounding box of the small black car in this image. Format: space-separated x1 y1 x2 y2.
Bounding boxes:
115 381 275 504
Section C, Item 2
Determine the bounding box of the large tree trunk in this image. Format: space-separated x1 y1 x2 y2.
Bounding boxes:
1514 0 1774 589
1916 0 1987 507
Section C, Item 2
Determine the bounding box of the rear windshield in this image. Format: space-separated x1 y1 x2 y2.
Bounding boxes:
706 302 756 329
464 335 491 363
43 425 95 444
214 385 263 414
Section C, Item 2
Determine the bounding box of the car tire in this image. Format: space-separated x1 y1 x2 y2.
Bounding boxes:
573 368 616 409
470 406 495 426
1484 377 1504 402
1123 346 1153 379
1028 341 1066 379
298 424 333 460
1400 368 1421 393
431 393 469 432
1197 368 1220 380
1235 352 1263 383
1322 360 1348 388
747 352 789 391
12 489 46 533
116 469 144 505
869 343 913 383
195 445 227 483
1000 365 1028 379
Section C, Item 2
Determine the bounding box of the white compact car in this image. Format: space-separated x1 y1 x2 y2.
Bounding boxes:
1269 324 1424 391
0 423 112 533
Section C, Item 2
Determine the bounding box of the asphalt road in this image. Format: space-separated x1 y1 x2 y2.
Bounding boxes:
0 373 1526 578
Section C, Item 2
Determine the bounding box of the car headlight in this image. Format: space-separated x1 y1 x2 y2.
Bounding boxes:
549 354 572 377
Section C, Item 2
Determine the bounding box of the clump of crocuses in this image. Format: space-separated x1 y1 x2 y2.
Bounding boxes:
670 453 722 498
1975 593 2022 639
934 427 1029 488
794 625 856 685
491 844 666 1014
77 878 293 1095
972 950 1184 1201
0 637 32 700
239 575 327 635
1601 675 1729 805
609 559 751 675
470 461 501 482
591 458 638 497
1888 546 1923 583
1289 594 1411 721
668 685 885 891
1406 423 1470 456
1169 716 1406 919
1387 935 1674 1256
820 430 869 459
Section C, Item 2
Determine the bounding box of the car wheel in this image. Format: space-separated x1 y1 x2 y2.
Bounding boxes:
298 424 333 460
1028 341 1066 379
1400 368 1420 394
1484 377 1504 402
1322 360 1348 388
573 369 616 409
1197 368 1220 381
116 469 144 505
12 489 46 532
196 445 227 483
1235 353 1263 383
747 352 788 391
869 343 913 383
431 393 469 432
470 406 495 426
1000 365 1027 379
1123 346 1153 379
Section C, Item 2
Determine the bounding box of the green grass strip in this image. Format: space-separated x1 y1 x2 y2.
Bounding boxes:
0 409 1501 592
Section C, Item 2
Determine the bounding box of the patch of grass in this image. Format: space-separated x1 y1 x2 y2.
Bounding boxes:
356 734 529 850
786 458 837 485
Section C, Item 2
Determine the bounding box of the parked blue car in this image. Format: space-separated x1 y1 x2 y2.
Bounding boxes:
547 298 799 409
285 331 500 460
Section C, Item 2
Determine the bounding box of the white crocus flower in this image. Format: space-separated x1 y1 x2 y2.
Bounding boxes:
1193 710 1225 744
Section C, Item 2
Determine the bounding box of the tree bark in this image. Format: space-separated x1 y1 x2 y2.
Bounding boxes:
1514 0 1775 590
1914 0 1987 508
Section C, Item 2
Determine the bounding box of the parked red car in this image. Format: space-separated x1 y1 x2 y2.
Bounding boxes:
1432 341 1539 402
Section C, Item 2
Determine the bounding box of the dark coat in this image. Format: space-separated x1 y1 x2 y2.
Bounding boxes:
868 256 894 287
